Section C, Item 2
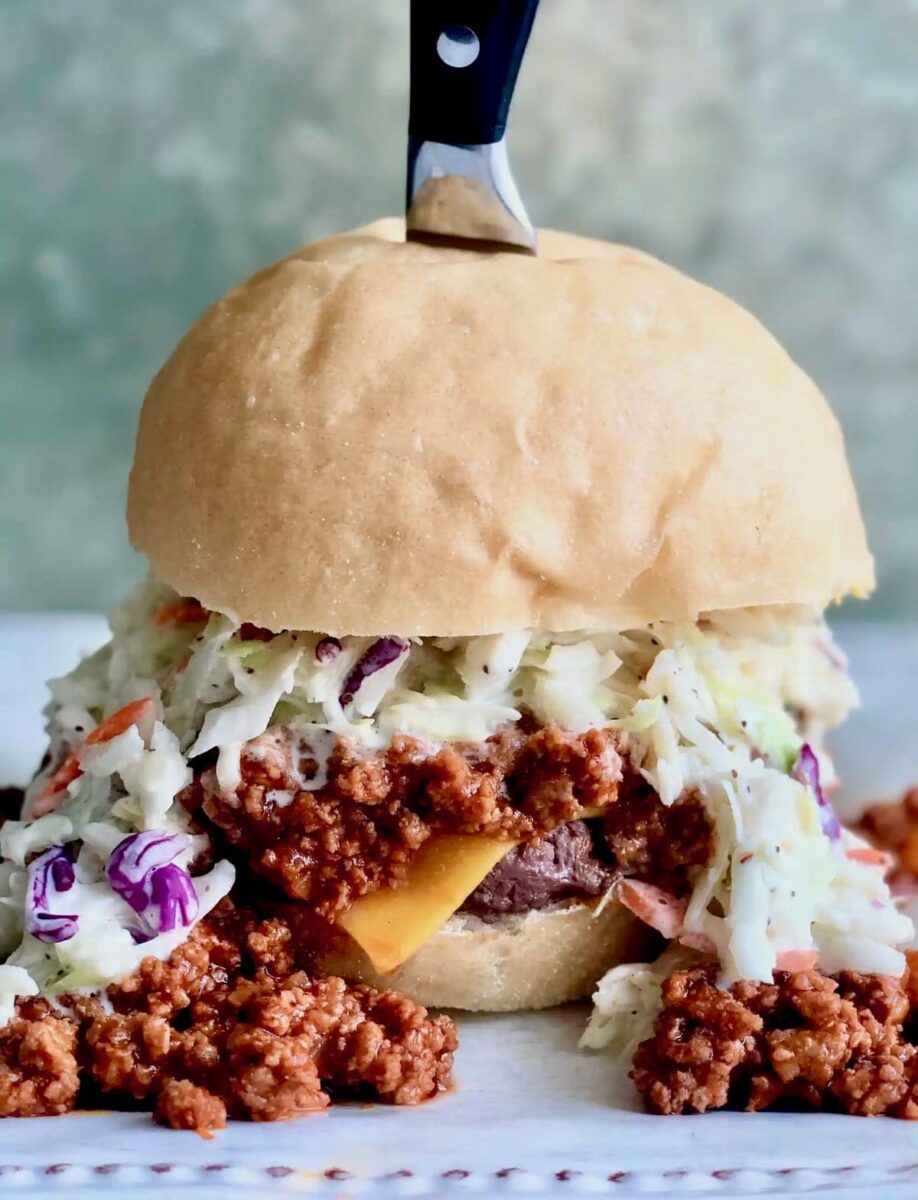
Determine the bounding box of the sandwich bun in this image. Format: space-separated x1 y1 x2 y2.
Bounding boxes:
317 900 648 1012
128 217 873 637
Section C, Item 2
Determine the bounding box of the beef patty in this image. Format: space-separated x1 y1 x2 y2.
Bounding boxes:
460 820 613 918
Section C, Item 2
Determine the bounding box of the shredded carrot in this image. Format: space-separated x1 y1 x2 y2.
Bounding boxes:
776 949 819 972
35 698 155 815
846 847 895 868
679 930 717 954
82 698 154 747
153 601 208 626
616 879 688 940
37 756 83 806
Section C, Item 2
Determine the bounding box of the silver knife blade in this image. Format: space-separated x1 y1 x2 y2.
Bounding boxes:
407 136 535 252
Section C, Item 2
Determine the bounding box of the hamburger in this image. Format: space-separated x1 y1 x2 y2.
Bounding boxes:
2 220 912 1124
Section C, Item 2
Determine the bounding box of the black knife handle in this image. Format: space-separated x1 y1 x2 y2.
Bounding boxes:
409 0 540 147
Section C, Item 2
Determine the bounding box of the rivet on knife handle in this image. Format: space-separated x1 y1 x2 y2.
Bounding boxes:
406 0 540 253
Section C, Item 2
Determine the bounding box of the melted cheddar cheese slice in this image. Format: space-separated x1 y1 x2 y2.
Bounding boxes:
337 834 514 973
335 809 608 974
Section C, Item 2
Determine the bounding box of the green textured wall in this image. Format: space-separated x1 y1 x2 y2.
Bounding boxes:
2 1 916 617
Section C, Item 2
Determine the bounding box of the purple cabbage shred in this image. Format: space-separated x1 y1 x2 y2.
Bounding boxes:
792 743 841 841
149 863 199 932
339 637 409 707
315 636 342 664
25 845 79 944
106 830 199 937
127 926 156 945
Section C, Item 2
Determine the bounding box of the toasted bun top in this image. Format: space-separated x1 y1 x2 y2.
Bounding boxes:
128 219 873 635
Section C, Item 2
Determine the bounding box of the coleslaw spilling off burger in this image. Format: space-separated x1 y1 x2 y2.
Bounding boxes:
3 220 917 1129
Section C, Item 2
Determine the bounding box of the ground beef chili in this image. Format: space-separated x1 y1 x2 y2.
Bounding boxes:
601 776 713 896
193 724 627 919
0 899 456 1132
632 957 918 1119
192 722 716 921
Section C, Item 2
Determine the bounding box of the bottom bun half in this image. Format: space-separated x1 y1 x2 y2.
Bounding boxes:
318 900 650 1012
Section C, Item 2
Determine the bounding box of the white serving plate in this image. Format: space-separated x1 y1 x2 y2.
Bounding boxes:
0 613 917 1199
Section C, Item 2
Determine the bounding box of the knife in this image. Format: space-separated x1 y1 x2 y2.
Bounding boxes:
406 0 540 253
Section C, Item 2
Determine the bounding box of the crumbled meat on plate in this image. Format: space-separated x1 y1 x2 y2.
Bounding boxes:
0 1003 79 1118
0 900 456 1132
632 961 918 1119
193 725 625 918
155 1079 227 1132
